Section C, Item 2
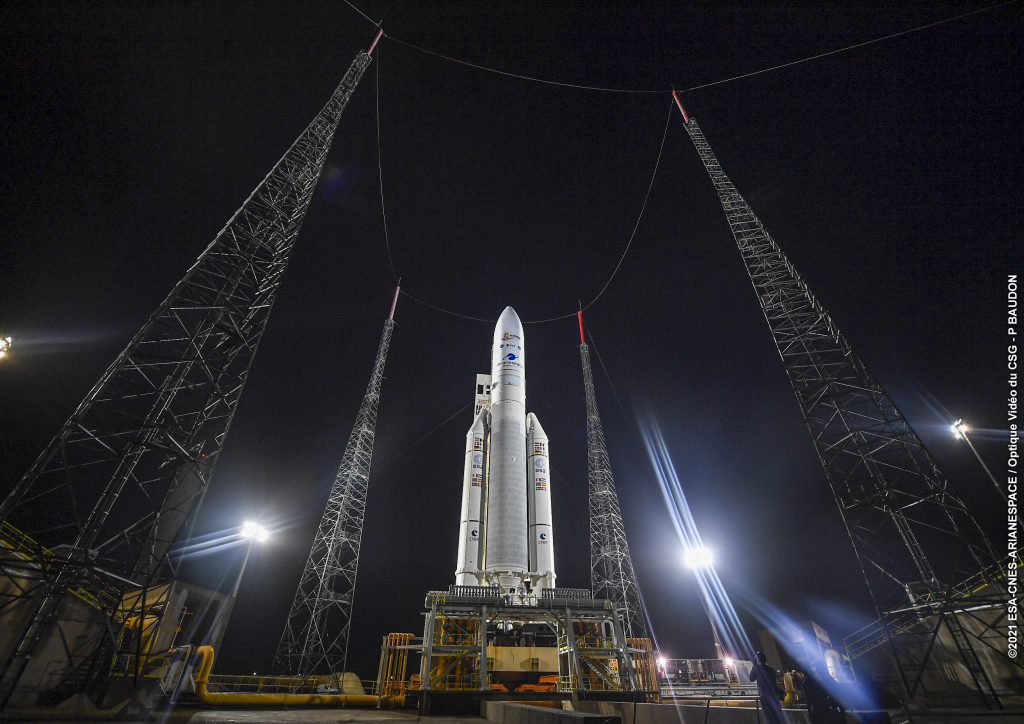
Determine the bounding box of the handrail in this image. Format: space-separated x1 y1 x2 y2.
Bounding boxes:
191 645 405 707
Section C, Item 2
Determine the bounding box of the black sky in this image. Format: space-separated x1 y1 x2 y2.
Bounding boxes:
1 1 1021 678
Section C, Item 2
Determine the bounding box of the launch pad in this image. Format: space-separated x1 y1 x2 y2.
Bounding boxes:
371 309 658 715
377 585 658 715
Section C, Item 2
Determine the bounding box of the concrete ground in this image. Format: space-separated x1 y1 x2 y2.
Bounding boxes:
9 711 484 724
176 713 482 724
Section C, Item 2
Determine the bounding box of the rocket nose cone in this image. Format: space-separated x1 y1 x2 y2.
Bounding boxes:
493 305 525 366
496 306 523 331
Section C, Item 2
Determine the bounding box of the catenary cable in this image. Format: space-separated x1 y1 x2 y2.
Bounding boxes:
339 0 1015 96
399 290 495 323
680 0 1018 93
375 48 397 282
398 99 672 324
376 401 474 474
349 0 1015 321
383 33 666 94
581 98 672 312
342 0 378 26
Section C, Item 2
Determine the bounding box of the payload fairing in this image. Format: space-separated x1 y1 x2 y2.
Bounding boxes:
455 307 556 594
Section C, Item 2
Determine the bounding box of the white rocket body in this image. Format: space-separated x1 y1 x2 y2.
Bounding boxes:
453 306 556 594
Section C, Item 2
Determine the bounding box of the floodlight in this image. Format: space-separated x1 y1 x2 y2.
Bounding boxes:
241 520 269 543
683 546 713 569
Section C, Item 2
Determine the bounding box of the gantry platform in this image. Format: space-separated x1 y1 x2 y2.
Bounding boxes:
375 586 659 715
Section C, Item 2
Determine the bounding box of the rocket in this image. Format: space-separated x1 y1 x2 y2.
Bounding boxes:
455 306 556 594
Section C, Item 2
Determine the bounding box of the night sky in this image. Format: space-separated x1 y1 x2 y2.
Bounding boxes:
1 1 1021 678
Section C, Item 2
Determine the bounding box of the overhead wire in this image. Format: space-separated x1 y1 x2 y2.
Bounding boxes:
341 0 378 26
376 401 474 474
582 98 672 312
382 33 666 94
396 98 672 325
398 290 494 323
375 46 397 282
586 323 631 431
341 0 1015 97
680 0 1019 93
346 0 1017 322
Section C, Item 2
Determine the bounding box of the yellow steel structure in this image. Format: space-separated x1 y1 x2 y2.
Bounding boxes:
191 646 405 707
627 637 659 702
416 586 660 715
377 633 415 697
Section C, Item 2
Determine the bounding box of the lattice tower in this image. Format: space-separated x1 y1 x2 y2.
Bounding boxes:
0 38 376 706
274 288 398 677
674 94 1012 706
579 314 647 639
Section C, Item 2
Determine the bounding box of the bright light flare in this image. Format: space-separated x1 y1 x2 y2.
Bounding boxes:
683 546 714 569
0 336 11 359
951 418 968 439
723 657 734 668
240 520 269 543
657 656 667 668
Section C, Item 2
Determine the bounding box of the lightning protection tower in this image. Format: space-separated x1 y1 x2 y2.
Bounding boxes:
672 92 1015 707
274 287 399 679
0 32 382 707
578 312 647 639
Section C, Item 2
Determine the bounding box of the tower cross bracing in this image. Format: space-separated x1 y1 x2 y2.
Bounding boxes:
0 42 374 706
579 323 646 639
675 96 1014 707
275 290 397 678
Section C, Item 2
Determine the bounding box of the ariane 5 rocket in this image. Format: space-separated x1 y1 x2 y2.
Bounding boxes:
455 306 556 594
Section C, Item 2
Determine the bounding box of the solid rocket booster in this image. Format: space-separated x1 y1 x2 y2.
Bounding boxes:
527 413 555 589
453 306 556 593
455 409 487 586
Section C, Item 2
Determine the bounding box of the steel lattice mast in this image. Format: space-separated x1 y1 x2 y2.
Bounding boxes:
672 92 1013 706
274 287 399 678
577 312 647 639
0 33 380 706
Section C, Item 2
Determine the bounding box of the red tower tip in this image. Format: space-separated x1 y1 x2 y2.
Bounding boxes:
388 284 400 321
577 311 586 345
671 90 690 123
368 28 384 56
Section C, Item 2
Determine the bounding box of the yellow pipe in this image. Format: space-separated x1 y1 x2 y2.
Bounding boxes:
191 645 405 707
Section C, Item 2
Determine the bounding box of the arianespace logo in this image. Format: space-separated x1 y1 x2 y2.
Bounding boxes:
539 532 548 542
471 529 479 539
535 458 546 472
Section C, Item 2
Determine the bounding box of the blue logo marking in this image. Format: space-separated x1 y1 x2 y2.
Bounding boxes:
504 353 518 361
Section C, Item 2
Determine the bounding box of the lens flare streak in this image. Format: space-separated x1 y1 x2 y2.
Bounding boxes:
638 415 755 661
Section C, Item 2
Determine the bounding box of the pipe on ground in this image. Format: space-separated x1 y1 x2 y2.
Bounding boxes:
191 645 405 708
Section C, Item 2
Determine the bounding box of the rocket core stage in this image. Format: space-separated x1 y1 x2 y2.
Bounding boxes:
455 306 556 594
